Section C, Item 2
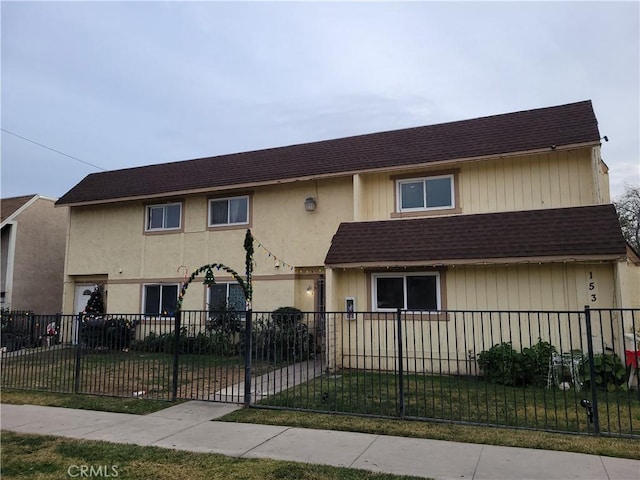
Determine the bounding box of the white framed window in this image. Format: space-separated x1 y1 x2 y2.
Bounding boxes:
397 174 454 212
208 283 247 313
146 203 182 231
209 196 249 227
373 272 441 311
143 284 179 317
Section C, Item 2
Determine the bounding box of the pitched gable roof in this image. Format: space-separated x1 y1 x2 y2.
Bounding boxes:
324 205 626 266
56 100 600 206
1 195 38 225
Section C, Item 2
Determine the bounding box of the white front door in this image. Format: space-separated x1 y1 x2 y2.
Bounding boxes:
74 284 94 314
73 284 94 345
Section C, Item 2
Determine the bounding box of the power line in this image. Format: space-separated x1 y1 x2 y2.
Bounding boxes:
1 128 107 171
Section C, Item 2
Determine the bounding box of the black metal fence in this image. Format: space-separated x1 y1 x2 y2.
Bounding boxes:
2 307 639 437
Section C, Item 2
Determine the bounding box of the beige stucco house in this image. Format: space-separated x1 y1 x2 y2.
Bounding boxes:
55 100 638 325
1 194 69 314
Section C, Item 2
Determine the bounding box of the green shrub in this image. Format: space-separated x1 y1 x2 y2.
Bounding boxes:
477 342 519 386
131 331 181 353
130 306 315 361
582 353 628 392
478 339 556 387
206 302 244 356
522 340 557 386
80 316 135 350
248 307 313 363
131 303 244 356
271 306 304 328
131 327 241 356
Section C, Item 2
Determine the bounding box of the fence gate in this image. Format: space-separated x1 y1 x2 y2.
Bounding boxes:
168 310 247 403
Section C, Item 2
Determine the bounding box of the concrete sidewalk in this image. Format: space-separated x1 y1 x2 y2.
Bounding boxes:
1 401 638 480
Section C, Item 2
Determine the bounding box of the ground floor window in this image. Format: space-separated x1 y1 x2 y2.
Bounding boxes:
373 272 440 311
143 284 178 316
208 283 247 313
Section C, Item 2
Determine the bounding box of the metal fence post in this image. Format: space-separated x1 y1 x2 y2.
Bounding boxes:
172 309 181 401
74 315 82 394
584 305 600 435
244 309 253 406
396 308 405 418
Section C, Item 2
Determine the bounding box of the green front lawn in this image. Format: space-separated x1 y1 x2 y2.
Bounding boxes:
257 370 640 436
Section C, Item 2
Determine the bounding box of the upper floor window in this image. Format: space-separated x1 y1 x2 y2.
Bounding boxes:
397 175 454 212
146 203 182 231
143 283 178 317
373 272 441 311
209 196 249 227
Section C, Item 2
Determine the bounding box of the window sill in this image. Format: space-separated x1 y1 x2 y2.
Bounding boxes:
391 207 461 218
207 223 251 232
362 312 450 322
144 228 183 235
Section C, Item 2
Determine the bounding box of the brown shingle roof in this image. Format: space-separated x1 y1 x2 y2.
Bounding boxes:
324 205 626 266
1 195 37 224
56 100 600 206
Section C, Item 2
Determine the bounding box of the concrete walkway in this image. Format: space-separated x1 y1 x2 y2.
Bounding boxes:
210 358 324 402
2 401 639 480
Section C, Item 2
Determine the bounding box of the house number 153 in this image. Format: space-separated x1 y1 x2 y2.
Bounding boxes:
588 271 597 302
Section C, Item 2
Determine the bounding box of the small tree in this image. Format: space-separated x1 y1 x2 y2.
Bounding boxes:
614 184 640 253
84 285 105 316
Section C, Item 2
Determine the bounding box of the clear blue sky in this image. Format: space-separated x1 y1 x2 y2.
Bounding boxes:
2 1 638 200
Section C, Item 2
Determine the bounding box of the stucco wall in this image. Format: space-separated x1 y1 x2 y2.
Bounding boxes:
1 226 10 294
8 198 68 313
63 177 353 314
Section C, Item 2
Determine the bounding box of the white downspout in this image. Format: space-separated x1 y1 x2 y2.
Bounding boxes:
353 173 361 221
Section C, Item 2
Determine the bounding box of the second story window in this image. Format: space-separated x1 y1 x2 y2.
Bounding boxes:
209 196 249 227
397 175 454 212
146 202 182 231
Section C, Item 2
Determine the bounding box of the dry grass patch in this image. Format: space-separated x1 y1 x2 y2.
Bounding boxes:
0 431 426 480
1 348 277 400
0 389 177 415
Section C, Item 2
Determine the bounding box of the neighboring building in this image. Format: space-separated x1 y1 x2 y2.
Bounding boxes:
1 194 69 313
55 100 639 323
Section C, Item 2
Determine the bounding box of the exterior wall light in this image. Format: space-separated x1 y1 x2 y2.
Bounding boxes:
306 285 313 294
304 197 317 212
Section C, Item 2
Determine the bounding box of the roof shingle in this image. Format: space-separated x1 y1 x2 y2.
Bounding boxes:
56 100 600 206
324 205 626 266
1 195 37 224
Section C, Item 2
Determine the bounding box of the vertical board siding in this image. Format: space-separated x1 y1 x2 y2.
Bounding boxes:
336 309 605 375
332 263 619 373
359 149 595 221
446 263 616 312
